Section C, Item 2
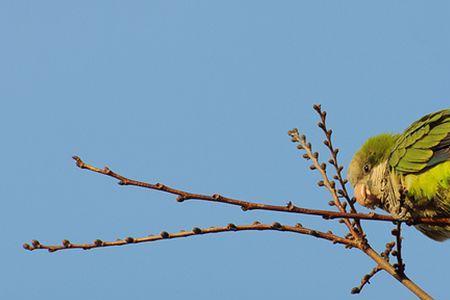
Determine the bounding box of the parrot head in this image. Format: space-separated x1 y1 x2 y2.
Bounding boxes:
347 134 399 209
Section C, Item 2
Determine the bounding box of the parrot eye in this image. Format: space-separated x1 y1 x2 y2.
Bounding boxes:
363 164 370 173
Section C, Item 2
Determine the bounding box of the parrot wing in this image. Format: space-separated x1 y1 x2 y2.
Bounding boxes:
388 109 450 173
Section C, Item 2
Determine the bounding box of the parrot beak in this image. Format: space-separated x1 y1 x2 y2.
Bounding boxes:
354 183 379 209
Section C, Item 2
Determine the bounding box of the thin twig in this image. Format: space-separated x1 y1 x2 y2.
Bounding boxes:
70 156 450 226
351 266 382 294
392 222 405 275
352 241 395 294
23 222 357 252
312 104 364 235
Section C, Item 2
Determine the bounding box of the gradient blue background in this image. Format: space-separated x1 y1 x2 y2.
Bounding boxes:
2 1 449 299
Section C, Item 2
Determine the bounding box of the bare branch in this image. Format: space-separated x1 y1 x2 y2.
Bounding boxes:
23 222 357 252
71 156 450 226
25 104 439 300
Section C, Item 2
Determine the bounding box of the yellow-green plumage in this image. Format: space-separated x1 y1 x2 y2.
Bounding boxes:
405 161 450 202
348 108 450 241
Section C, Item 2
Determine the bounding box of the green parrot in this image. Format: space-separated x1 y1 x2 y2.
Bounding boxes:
348 109 450 241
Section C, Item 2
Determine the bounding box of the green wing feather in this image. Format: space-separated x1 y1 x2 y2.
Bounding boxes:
387 109 450 241
389 109 450 174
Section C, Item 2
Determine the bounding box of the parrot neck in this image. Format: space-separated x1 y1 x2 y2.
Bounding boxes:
370 161 405 217
366 161 389 201
377 163 415 219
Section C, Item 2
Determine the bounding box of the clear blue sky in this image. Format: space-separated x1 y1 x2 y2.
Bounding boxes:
2 1 449 299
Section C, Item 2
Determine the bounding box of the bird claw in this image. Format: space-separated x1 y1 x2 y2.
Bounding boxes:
397 207 412 221
391 203 412 221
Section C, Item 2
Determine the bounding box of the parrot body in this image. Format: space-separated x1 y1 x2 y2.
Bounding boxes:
348 109 450 241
